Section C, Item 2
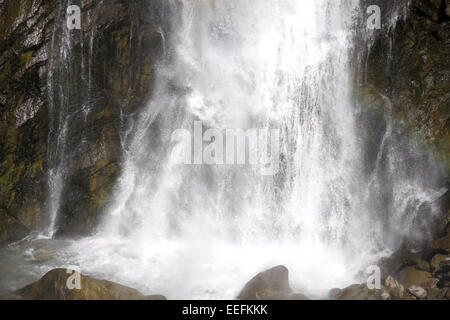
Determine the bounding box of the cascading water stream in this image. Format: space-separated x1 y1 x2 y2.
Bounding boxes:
61 0 442 298
45 1 97 237
1 0 445 300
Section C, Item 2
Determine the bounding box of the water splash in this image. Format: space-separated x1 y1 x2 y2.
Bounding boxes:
74 0 383 298
12 0 443 300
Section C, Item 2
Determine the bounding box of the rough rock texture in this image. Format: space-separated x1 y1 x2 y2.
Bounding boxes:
50 0 164 237
334 1 450 299
366 0 450 173
13 268 166 300
0 0 56 243
0 0 164 241
359 0 450 294
334 272 447 300
349 0 450 258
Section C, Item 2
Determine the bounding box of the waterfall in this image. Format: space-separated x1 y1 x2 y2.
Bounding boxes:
45 1 75 237
65 0 374 298
44 1 96 237
31 0 444 299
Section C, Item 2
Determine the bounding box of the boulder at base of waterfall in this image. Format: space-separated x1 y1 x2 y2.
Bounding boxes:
396 267 433 288
13 269 166 300
237 265 294 300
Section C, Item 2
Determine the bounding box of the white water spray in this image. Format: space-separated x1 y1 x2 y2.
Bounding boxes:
63 0 373 299
31 0 442 299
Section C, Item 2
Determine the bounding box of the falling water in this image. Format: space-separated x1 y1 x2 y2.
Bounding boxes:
2 0 445 299
45 1 96 237
45 1 74 237
64 0 442 298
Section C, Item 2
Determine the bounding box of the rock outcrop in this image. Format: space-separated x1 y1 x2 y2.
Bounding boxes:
49 0 164 237
0 0 57 243
365 0 450 174
13 268 166 300
0 0 164 241
353 0 450 299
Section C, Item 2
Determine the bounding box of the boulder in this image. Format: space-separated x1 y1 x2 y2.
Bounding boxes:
14 268 166 300
237 266 293 300
396 267 433 288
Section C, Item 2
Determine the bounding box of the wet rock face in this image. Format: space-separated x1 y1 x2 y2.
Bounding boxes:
0 0 57 242
49 0 164 237
13 268 167 300
0 0 164 241
357 0 450 267
366 0 450 174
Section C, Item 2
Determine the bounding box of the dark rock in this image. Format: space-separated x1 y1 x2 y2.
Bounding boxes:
365 0 450 177
0 0 165 240
0 0 56 240
434 257 450 288
49 0 164 237
237 265 292 300
0 209 29 243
